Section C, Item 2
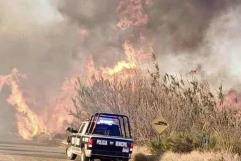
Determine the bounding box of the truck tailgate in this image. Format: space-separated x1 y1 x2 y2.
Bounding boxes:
90 136 133 158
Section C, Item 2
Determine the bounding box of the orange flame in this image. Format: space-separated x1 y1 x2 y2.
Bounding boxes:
84 41 152 82
101 41 138 78
44 76 76 134
103 60 136 76
0 41 151 140
0 69 47 140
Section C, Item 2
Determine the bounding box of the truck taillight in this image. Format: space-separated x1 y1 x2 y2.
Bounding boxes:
128 143 133 151
88 138 94 148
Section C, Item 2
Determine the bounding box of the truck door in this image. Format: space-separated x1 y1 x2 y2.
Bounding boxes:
71 123 84 147
74 123 87 148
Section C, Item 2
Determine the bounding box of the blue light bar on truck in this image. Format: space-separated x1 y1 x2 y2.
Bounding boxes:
97 118 115 125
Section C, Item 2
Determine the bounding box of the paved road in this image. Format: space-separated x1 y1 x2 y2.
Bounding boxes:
0 141 67 161
0 141 143 161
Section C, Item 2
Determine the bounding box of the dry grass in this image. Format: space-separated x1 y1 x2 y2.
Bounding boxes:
160 151 241 161
132 146 240 161
72 54 241 153
132 151 241 161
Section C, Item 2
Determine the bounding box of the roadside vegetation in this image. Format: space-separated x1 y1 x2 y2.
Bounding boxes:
71 54 241 156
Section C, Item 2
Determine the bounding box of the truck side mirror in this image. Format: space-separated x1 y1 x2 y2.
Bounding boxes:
66 127 72 132
66 127 78 133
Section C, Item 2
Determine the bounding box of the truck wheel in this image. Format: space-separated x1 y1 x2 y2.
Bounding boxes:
80 150 92 161
66 146 77 160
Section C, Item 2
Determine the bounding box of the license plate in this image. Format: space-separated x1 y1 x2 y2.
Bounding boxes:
122 147 129 153
96 139 108 145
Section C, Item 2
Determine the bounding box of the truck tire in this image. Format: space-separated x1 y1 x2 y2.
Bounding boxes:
66 146 77 160
81 150 92 161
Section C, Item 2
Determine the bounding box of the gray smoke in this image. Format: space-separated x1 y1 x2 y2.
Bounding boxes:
0 0 241 137
145 0 241 90
57 0 241 83
148 0 240 52
57 0 127 66
0 0 81 137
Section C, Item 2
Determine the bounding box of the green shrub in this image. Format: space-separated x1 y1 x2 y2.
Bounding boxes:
170 133 193 153
149 136 177 154
150 130 218 154
189 130 216 151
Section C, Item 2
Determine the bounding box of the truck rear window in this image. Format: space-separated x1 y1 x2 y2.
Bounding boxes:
86 115 132 138
93 124 121 137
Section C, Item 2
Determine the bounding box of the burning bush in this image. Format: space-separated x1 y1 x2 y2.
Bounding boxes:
72 55 241 154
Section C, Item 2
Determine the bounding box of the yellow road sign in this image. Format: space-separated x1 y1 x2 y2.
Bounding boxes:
152 115 168 134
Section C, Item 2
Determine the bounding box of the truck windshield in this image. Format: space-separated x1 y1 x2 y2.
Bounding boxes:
93 124 121 137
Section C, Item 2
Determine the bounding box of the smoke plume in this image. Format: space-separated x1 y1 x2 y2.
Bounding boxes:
1 0 241 138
